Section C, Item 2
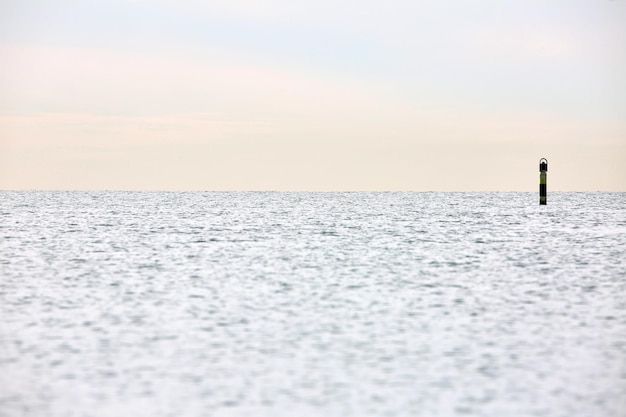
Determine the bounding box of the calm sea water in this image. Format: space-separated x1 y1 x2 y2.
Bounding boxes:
1 191 625 417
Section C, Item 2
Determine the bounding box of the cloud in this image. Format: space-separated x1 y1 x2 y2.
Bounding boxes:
0 43 381 117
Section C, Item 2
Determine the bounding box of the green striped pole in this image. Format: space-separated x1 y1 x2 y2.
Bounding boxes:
539 158 548 205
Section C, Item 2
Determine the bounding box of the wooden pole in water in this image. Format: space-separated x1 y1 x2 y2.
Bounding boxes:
539 158 548 205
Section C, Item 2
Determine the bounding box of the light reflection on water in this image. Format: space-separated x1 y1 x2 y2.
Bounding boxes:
1 191 625 417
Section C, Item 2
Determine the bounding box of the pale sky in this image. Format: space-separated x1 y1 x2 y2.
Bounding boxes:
1 0 625 191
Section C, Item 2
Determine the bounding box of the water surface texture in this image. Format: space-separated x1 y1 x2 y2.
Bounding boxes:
1 192 625 417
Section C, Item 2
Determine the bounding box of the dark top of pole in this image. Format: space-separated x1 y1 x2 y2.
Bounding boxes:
539 158 548 172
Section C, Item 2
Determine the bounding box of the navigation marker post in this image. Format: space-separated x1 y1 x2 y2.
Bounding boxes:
539 158 548 205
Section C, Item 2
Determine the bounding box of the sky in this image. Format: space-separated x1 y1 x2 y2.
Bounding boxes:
1 0 625 191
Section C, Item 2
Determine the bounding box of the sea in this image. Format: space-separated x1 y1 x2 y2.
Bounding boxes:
1 191 625 417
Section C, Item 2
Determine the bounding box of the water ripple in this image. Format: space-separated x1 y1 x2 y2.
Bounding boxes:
0 191 625 417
